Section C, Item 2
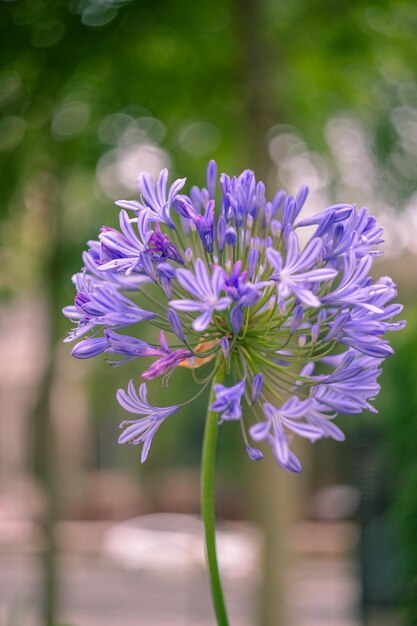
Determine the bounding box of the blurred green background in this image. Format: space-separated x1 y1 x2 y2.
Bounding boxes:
0 1 416 625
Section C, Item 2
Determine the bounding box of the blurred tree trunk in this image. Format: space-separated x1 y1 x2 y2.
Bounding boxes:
31 172 63 625
251 442 312 626
234 0 274 176
32 339 58 625
234 1 309 624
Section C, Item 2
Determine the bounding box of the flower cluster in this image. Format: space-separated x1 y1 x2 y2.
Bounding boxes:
64 162 404 472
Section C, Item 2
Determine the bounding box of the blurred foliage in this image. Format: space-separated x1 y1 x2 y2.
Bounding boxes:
266 1 417 136
379 304 417 626
2 1 416 309
0 0 246 303
1 0 417 298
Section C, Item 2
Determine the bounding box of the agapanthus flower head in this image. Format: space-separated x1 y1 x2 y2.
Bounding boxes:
64 160 404 471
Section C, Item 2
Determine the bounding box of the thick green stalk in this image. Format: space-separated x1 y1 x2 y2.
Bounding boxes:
201 366 230 626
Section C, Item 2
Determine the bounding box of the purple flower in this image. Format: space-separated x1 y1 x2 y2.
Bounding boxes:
247 248 259 280
167 309 186 343
322 254 377 312
230 306 243 334
225 226 237 246
71 336 110 359
297 203 354 228
223 261 261 307
170 259 231 331
146 223 184 265
156 261 176 297
302 350 383 415
216 215 226 251
246 446 264 461
210 381 245 422
250 397 323 472
303 204 384 260
174 196 215 253
63 273 156 342
325 277 404 358
117 381 178 462
281 187 308 229
220 169 259 224
266 230 337 308
97 210 145 274
81 238 149 289
71 330 161 362
206 159 217 199
64 161 403 469
312 354 382 414
251 374 264 403
142 348 192 380
306 399 346 442
220 337 230 359
117 168 186 236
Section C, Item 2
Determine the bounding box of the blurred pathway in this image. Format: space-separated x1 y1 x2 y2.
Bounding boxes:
0 549 360 626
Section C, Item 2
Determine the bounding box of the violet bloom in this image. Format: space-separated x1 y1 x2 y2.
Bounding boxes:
64 161 403 468
251 374 264 403
117 381 178 462
250 398 323 472
266 230 337 308
97 209 145 274
174 196 215 253
146 223 184 265
117 168 186 236
63 273 156 342
142 348 192 380
170 259 231 331
210 381 245 422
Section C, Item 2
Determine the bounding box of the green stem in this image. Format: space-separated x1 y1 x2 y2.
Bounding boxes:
201 365 230 626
